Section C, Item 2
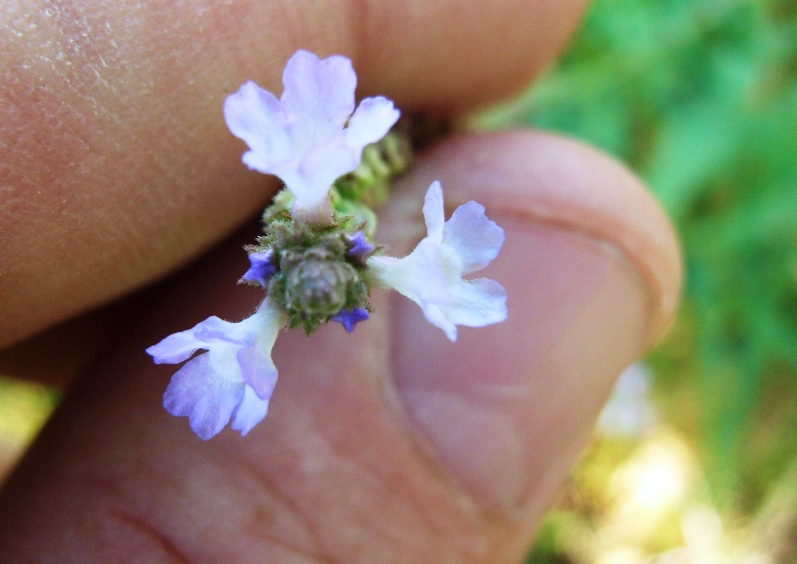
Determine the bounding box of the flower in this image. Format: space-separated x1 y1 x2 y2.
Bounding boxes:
146 299 285 440
368 181 507 341
223 50 400 220
345 231 376 263
241 249 276 288
331 307 370 333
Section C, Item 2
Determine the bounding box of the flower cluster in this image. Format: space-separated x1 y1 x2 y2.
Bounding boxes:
147 50 507 440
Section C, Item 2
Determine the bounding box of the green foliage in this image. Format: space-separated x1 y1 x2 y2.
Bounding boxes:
482 0 797 511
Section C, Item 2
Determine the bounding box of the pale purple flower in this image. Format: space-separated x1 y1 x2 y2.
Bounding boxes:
345 231 375 263
331 307 369 333
146 299 284 440
224 50 400 219
242 250 276 288
368 181 507 341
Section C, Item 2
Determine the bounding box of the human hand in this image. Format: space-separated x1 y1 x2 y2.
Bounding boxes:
0 0 681 561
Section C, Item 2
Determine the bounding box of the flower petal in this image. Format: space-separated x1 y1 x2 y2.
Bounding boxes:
344 96 400 151
447 278 508 328
163 352 245 440
223 80 290 174
442 201 505 275
193 314 261 345
230 385 271 436
369 181 507 341
146 330 205 364
281 50 356 139
369 240 449 308
422 181 445 243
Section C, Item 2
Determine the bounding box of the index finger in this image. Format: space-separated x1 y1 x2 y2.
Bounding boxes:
0 0 589 349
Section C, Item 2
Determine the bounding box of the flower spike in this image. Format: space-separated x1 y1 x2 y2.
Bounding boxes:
148 51 507 440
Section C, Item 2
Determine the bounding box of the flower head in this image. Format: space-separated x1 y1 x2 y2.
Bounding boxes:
368 181 507 341
223 50 400 220
146 299 284 440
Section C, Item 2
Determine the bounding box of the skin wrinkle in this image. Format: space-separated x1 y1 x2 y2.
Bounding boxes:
110 509 193 564
232 457 327 561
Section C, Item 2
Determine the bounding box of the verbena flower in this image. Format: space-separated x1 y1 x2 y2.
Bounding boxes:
146 299 285 440
368 181 507 341
241 249 276 288
331 307 370 333
223 50 400 220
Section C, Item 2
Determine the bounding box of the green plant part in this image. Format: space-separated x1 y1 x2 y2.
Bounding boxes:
249 217 375 334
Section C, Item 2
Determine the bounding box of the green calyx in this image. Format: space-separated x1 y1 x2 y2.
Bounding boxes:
247 213 376 334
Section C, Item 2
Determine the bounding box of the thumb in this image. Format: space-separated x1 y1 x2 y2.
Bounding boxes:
0 131 680 563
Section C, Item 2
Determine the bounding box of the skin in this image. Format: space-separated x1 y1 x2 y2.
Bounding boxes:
0 0 682 562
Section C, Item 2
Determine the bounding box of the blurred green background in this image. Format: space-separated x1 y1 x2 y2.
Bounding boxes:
2 0 797 561
477 0 797 561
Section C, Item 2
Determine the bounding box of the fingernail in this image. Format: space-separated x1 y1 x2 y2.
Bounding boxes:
392 219 650 510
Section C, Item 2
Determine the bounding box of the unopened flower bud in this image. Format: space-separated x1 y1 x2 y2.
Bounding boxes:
283 258 359 316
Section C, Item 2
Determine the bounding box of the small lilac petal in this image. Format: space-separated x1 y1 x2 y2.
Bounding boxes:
422 181 445 243
163 353 245 441
344 96 400 150
223 81 290 174
230 386 270 436
193 315 260 345
331 308 370 333
281 50 356 134
150 299 286 439
447 278 508 328
442 202 505 275
146 330 204 364
346 231 376 261
242 250 276 288
422 303 458 342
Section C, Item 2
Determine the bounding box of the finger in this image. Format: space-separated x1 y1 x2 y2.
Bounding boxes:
1 0 589 349
0 131 680 562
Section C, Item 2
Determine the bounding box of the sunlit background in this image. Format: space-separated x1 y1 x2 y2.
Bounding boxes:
2 0 797 561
